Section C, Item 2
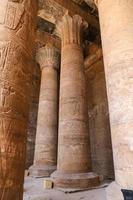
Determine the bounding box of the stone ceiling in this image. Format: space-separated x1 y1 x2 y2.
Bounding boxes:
37 0 100 47
38 0 98 24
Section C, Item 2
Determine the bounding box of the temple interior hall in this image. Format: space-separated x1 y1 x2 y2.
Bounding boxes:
0 0 133 200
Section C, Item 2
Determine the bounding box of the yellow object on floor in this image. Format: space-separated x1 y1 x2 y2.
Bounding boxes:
44 180 53 189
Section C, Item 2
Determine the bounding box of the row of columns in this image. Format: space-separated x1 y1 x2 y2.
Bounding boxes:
31 0 133 195
31 1 133 193
30 14 100 189
0 0 132 199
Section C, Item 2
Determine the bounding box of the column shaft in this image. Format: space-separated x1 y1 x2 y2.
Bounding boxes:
29 45 59 177
97 0 133 190
0 0 37 199
59 44 91 173
51 14 100 189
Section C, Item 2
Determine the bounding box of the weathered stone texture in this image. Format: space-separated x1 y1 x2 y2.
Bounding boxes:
58 14 90 173
38 0 99 30
36 30 61 50
29 45 60 177
97 0 133 189
0 0 37 199
51 14 99 189
26 64 41 169
85 44 114 179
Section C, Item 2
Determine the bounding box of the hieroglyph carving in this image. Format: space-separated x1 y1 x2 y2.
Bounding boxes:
0 0 36 54
38 0 66 24
0 0 37 199
0 42 32 117
5 2 24 29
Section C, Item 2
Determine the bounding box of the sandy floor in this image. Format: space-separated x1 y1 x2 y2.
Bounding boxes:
24 177 107 200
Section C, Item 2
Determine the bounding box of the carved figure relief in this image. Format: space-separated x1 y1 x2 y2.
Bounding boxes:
0 0 36 198
0 1 7 24
38 0 66 24
0 43 9 71
5 2 24 30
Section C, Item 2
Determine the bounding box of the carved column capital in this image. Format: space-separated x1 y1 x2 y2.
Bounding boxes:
36 44 60 70
57 14 87 47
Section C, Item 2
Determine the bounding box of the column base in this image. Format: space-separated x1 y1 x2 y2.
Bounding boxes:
29 165 56 178
51 170 100 189
106 182 124 200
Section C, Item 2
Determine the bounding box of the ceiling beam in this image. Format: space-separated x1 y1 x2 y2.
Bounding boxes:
53 0 99 30
38 0 99 31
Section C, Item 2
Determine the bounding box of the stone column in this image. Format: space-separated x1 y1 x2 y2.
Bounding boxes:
29 45 60 177
51 14 99 189
94 0 133 197
0 0 37 200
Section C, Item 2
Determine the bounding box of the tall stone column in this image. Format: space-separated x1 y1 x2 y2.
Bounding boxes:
94 0 133 198
0 0 37 200
51 14 99 189
29 45 60 177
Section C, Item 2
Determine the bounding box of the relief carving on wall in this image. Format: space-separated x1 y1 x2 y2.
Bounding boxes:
0 0 36 55
5 1 24 30
0 0 36 198
0 42 33 120
38 0 66 24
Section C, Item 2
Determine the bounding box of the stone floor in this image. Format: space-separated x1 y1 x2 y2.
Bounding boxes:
24 177 108 200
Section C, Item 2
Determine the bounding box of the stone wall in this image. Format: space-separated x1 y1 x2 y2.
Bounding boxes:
26 64 41 169
85 46 114 179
